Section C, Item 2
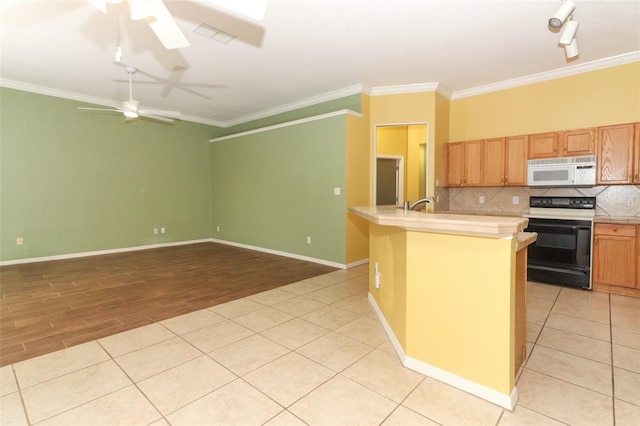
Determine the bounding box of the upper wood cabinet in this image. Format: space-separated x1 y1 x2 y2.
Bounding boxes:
562 128 595 156
483 138 505 186
464 140 483 186
597 123 636 184
635 123 640 183
483 136 528 186
528 132 559 159
446 140 483 187
446 142 464 187
505 136 528 186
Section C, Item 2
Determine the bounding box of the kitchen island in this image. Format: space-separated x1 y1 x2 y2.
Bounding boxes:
349 206 535 410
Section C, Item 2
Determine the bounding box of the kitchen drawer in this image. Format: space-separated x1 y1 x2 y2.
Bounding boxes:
594 223 637 237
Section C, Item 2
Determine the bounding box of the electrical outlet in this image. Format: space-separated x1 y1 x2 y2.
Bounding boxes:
512 196 519 205
216 226 220 232
333 187 341 195
16 237 23 245
479 195 485 204
306 236 311 244
161 227 166 234
154 228 159 235
627 197 635 206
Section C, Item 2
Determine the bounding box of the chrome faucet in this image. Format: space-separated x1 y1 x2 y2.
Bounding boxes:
404 197 435 211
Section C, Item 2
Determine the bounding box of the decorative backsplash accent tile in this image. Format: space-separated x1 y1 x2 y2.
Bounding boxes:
594 185 640 217
442 185 640 217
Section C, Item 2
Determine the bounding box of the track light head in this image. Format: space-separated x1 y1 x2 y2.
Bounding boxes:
564 38 580 59
559 20 579 45
549 0 575 28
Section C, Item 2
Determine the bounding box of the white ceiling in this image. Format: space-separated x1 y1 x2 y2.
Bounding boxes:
1 0 639 127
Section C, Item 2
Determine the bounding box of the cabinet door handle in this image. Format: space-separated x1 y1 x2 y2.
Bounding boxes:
505 175 508 184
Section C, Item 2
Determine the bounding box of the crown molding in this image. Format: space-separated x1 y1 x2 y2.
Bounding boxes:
210 109 363 142
223 84 364 127
367 82 453 99
450 51 640 100
0 78 227 127
369 82 439 96
3 52 638 128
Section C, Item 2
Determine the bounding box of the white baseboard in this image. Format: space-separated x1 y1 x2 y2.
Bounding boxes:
209 238 347 269
368 293 517 411
0 239 212 266
346 258 369 269
1 238 352 270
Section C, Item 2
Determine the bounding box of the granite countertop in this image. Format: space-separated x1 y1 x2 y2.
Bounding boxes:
437 210 524 218
443 210 640 225
349 206 529 237
517 232 538 251
594 216 640 225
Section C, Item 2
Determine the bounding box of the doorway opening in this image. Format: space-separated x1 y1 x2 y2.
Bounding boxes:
376 156 404 205
374 123 429 206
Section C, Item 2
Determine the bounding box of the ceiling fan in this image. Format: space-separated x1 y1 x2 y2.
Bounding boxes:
86 0 267 49
78 66 181 123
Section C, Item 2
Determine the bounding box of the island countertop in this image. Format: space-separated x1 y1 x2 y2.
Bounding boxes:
349 205 529 237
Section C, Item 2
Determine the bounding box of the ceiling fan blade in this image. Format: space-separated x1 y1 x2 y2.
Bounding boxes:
138 109 181 118
78 107 122 113
139 113 176 123
201 0 266 20
146 1 190 49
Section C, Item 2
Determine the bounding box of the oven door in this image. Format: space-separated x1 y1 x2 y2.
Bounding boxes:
525 218 592 289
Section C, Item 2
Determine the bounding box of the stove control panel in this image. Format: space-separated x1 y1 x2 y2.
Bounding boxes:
529 196 596 209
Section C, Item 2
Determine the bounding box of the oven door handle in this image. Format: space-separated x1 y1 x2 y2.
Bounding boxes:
527 223 591 231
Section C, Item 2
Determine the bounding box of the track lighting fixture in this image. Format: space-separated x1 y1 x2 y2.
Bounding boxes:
559 19 579 45
564 38 580 59
549 0 575 28
548 0 580 59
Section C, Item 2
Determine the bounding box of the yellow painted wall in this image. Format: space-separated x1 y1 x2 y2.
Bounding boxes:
369 92 437 203
434 92 450 191
406 125 427 201
368 223 408 347
345 96 371 264
376 126 408 202
376 125 428 202
377 126 408 157
405 231 516 394
450 62 640 141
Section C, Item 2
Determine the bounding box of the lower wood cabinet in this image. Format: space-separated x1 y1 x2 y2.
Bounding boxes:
593 223 638 294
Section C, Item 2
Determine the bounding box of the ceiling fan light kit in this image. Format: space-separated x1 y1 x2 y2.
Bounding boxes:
77 65 180 123
548 0 580 60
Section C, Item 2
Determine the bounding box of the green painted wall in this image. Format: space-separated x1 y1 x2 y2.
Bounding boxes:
0 88 214 261
210 115 347 264
219 94 361 136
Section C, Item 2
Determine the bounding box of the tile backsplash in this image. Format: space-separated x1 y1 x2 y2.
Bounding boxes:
439 185 640 217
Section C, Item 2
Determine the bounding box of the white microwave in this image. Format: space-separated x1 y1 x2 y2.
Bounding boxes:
527 156 596 187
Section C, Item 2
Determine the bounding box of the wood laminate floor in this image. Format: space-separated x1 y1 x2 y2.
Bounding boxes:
0 242 337 367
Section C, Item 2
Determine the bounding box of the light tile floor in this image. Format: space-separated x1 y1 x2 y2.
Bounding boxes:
1 264 639 425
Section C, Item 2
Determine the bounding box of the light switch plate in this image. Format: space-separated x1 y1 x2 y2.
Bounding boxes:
334 187 341 195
